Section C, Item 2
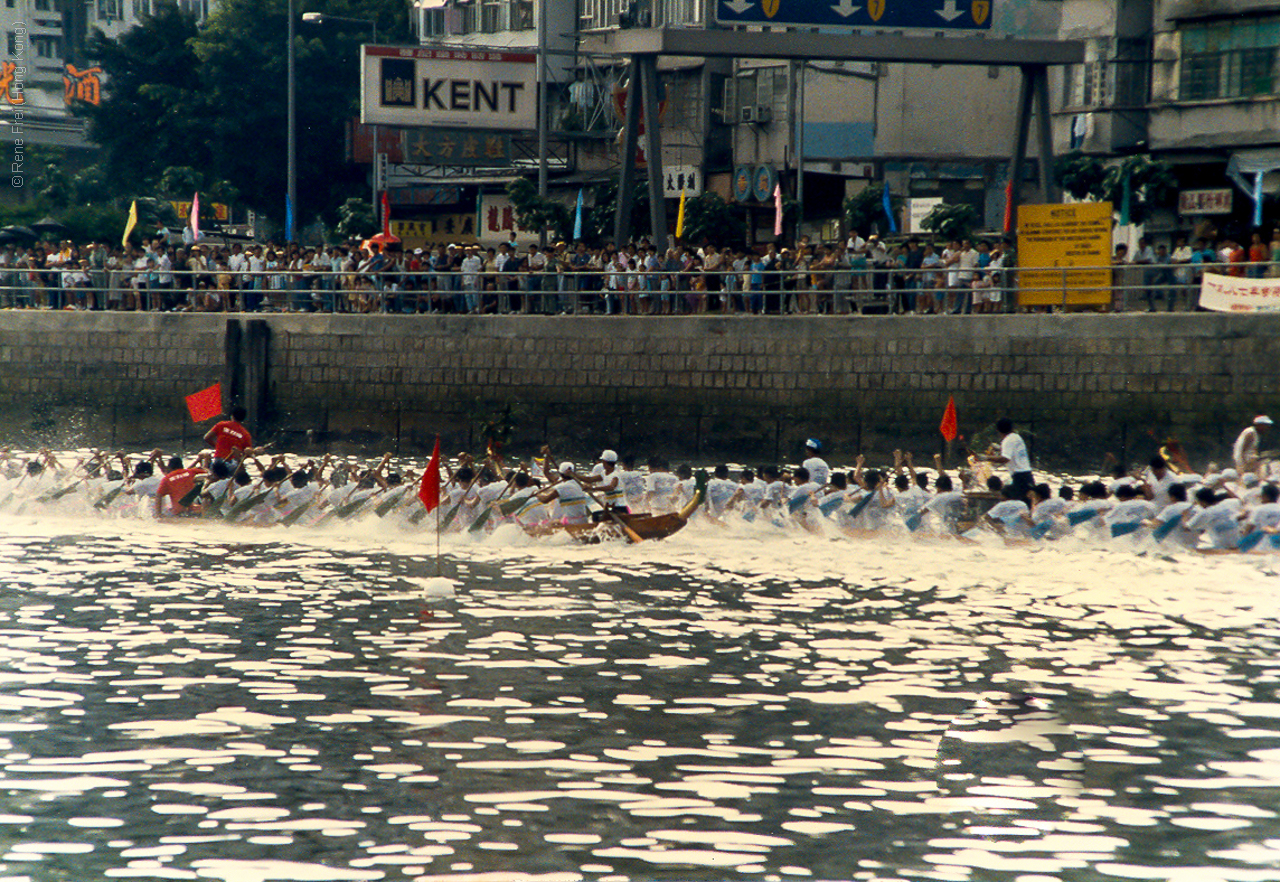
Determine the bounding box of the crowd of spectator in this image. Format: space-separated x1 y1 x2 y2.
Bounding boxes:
0 227 1268 315
1110 230 1280 312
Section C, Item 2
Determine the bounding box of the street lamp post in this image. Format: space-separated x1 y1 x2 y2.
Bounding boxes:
300 12 380 234
287 0 296 241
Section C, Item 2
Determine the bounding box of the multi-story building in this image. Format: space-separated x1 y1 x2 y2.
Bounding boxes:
1 0 214 153
394 0 1077 245
1058 0 1280 237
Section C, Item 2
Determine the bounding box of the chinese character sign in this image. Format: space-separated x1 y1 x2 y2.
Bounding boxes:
1 61 24 106
63 64 103 106
1178 189 1232 215
408 129 511 167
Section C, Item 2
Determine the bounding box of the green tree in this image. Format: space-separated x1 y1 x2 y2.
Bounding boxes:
921 203 979 241
59 204 130 244
81 0 410 235
678 192 744 247
844 184 901 236
507 177 573 241
1053 151 1108 201
334 196 376 240
80 2 210 196
1099 156 1177 226
1051 152 1177 226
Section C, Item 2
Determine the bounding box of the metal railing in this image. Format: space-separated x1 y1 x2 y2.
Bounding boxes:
0 263 1221 315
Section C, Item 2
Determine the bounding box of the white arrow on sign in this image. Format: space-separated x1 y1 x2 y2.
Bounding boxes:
936 0 965 20
723 0 754 13
831 0 863 16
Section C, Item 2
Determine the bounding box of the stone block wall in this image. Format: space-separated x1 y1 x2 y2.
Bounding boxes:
0 311 1276 469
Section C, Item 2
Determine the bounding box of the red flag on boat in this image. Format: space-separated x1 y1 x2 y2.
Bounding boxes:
418 436 441 513
940 396 958 442
184 383 223 423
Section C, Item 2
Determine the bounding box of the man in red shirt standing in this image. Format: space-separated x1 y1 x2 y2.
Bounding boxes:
204 406 252 468
155 456 209 517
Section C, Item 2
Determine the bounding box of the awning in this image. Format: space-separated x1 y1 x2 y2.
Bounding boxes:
1225 149 1280 225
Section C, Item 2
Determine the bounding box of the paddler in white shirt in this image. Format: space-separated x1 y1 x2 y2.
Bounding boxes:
537 462 592 525
583 449 626 511
801 439 830 487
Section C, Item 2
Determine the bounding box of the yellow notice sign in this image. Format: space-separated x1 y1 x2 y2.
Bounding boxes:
1017 202 1113 308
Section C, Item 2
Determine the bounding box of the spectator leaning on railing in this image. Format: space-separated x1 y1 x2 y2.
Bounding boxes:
0 228 1270 316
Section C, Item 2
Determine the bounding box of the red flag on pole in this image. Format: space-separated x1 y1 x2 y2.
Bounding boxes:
1003 180 1014 234
184 383 223 423
418 436 441 513
381 191 391 238
940 396 958 442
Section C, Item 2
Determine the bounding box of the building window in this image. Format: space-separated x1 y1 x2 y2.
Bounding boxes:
32 35 59 58
97 0 122 20
513 0 532 30
6 32 16 54
34 0 50 9
480 0 501 32
1180 17 1279 101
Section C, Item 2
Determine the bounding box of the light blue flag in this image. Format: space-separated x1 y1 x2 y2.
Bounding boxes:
882 181 897 234
573 188 584 241
285 193 295 242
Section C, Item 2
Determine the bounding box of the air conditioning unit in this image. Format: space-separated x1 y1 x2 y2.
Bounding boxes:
753 105 772 123
740 105 759 124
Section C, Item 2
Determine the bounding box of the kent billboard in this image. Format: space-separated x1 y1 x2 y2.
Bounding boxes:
361 45 538 131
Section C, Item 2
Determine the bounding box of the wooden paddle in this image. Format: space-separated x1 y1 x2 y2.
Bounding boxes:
571 474 643 544
469 472 519 533
437 457 493 532
1151 513 1183 543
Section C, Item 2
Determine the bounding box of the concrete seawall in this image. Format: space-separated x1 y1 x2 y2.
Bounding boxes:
0 311 1276 468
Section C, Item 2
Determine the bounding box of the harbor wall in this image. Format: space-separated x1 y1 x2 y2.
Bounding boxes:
0 311 1276 469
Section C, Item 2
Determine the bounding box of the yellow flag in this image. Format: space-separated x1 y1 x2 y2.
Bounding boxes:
675 186 686 239
122 200 138 248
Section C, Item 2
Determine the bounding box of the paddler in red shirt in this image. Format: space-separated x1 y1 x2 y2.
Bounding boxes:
204 406 252 468
155 456 210 517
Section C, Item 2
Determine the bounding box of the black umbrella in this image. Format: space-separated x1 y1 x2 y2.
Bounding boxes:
0 225 36 240
31 216 68 235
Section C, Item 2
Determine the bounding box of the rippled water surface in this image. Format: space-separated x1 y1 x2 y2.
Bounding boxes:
2 512 1280 881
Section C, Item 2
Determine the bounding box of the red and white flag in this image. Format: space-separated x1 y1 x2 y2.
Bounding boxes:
773 183 783 237
190 192 200 241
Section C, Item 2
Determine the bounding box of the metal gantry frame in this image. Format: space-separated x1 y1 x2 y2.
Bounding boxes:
593 27 1083 252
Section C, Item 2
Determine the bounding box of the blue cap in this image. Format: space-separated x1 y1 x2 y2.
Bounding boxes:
806 438 821 451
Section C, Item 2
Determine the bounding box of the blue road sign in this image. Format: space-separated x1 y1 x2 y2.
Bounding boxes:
715 0 992 30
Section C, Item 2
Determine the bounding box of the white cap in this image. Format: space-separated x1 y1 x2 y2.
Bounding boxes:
1255 415 1274 426
1221 468 1240 481
600 450 618 463
1243 472 1261 486
558 461 575 475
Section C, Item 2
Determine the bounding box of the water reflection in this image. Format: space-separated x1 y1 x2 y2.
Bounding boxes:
0 517 1277 880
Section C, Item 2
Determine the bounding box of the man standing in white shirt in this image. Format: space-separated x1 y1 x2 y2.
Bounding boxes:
801 439 829 487
980 417 1033 499
1234 415 1272 478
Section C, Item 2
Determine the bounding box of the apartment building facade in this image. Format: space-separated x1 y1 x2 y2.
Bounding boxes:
1059 0 1280 236
1 0 213 150
378 0 1088 245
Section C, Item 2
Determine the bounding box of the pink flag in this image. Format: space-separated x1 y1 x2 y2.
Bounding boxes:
190 192 200 241
773 183 783 237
